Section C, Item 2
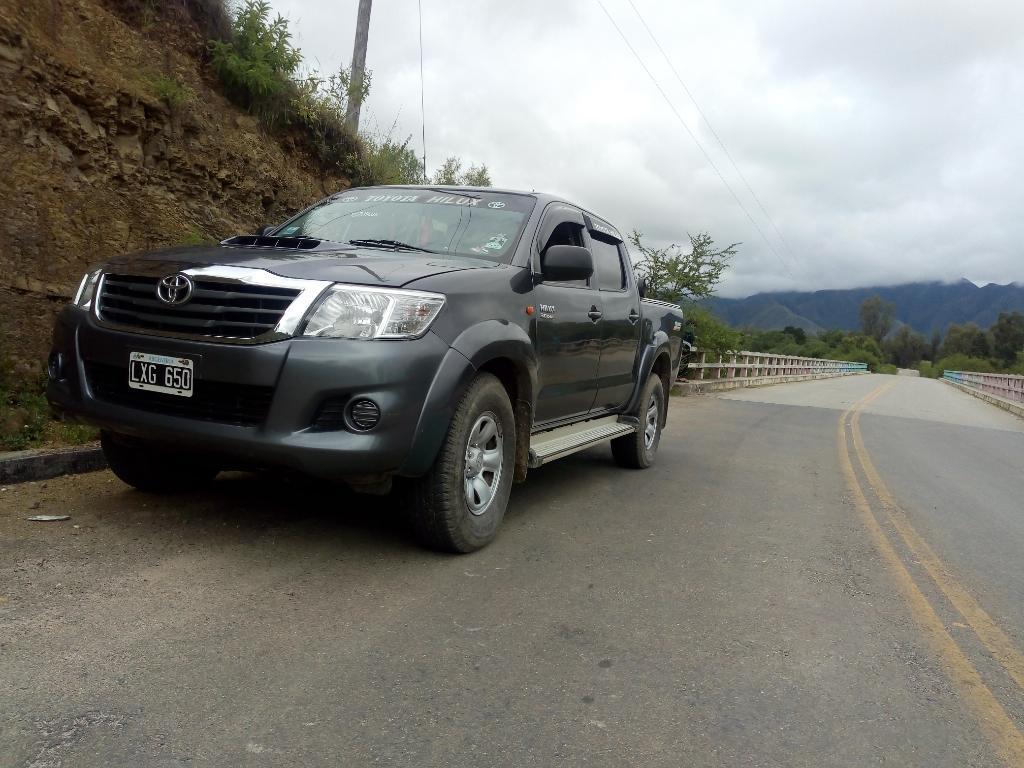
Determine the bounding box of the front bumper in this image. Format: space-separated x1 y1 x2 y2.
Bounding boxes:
46 307 473 480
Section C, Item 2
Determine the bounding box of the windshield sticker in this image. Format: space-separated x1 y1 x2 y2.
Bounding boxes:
364 193 421 203
425 194 480 207
470 233 510 255
590 220 621 240
279 226 299 234
483 234 509 250
321 191 532 212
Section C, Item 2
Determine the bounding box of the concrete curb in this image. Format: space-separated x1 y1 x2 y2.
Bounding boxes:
942 379 1024 419
0 443 106 485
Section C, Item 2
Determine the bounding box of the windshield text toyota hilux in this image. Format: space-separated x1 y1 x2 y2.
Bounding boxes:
47 186 685 552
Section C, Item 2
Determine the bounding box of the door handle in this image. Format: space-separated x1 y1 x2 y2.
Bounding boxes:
588 306 603 322
628 308 640 325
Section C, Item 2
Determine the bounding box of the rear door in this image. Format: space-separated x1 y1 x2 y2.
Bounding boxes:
587 219 641 411
530 204 603 425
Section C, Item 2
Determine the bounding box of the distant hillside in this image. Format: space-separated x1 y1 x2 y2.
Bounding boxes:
705 280 1024 336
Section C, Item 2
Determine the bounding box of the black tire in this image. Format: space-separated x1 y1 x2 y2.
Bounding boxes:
611 374 665 469
409 373 516 553
101 431 219 493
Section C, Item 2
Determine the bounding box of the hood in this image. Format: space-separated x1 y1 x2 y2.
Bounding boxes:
102 241 501 287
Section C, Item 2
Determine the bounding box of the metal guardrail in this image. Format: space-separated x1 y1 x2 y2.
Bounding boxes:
682 351 868 382
943 370 1024 404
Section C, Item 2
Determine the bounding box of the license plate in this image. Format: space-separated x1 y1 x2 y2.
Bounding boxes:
128 352 194 397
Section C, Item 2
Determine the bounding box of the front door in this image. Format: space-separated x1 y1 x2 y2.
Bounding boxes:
587 226 642 411
531 205 603 424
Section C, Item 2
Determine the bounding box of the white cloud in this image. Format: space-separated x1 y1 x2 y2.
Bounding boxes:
271 0 1024 296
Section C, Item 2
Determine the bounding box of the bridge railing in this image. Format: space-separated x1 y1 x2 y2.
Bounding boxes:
943 370 1024 404
680 350 867 391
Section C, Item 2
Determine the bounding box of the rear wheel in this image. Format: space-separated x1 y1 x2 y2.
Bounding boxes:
409 373 515 553
611 374 665 469
101 431 219 493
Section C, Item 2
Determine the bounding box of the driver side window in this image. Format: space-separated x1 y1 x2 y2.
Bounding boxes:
539 215 588 288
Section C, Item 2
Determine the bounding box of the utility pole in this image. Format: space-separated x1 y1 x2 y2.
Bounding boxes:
344 0 373 133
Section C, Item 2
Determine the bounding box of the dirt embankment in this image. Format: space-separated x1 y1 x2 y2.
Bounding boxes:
0 0 348 377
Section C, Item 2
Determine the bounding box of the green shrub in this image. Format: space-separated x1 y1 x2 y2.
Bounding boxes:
152 75 191 109
876 363 899 375
210 0 302 120
209 1 363 175
683 304 743 359
934 354 996 375
360 131 424 185
180 228 210 246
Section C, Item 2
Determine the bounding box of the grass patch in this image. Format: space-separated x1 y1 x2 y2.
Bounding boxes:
1 376 97 452
1 344 98 452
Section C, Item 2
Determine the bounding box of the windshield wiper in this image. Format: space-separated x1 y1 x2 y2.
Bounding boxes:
347 239 438 254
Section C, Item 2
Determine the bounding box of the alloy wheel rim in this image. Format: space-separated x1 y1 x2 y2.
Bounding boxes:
644 394 659 449
464 412 503 515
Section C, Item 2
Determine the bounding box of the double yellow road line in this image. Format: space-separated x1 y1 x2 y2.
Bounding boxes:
839 382 1024 766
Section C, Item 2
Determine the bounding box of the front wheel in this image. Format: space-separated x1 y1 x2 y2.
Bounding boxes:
611 374 665 469
409 373 516 553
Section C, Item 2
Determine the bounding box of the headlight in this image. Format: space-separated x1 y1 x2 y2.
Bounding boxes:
73 269 102 308
302 285 445 339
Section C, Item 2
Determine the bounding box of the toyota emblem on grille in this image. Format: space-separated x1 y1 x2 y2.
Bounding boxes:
156 273 194 306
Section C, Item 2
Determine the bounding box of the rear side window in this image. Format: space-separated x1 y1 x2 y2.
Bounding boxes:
590 236 626 291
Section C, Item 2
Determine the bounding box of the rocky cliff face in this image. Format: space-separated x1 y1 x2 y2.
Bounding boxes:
0 0 348 376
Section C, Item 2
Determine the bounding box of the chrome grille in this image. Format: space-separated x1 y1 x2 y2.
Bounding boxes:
98 274 301 340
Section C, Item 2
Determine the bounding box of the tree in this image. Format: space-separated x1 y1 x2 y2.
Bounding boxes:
859 296 896 343
682 305 742 356
431 156 492 187
782 325 807 344
886 326 928 368
928 329 941 362
628 231 738 303
990 311 1024 365
941 322 990 359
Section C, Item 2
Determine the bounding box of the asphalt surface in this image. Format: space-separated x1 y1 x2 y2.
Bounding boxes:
2 374 1023 767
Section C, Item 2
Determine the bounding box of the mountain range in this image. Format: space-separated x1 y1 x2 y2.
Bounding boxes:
704 280 1024 336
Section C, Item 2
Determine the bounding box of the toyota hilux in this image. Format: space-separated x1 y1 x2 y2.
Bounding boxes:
47 186 685 552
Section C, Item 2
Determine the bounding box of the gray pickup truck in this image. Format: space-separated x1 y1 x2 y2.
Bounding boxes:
47 186 685 552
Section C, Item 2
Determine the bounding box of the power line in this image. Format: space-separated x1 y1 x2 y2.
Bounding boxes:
626 0 798 267
418 0 428 182
595 0 793 277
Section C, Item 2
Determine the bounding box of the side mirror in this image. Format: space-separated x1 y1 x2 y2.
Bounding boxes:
683 329 696 345
256 225 275 236
540 245 593 282
637 277 648 298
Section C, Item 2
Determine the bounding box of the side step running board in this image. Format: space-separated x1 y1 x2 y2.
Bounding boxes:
528 416 636 468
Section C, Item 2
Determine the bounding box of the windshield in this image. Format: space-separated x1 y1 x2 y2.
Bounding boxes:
275 189 536 263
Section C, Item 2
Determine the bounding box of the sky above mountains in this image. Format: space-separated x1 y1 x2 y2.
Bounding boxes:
273 0 1024 297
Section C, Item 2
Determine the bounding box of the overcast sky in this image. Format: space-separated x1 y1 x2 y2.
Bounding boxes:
270 0 1024 297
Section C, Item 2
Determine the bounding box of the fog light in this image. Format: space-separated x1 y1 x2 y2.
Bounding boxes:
47 351 65 381
348 399 380 431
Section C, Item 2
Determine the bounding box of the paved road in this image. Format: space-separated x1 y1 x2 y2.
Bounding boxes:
2 374 1023 767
